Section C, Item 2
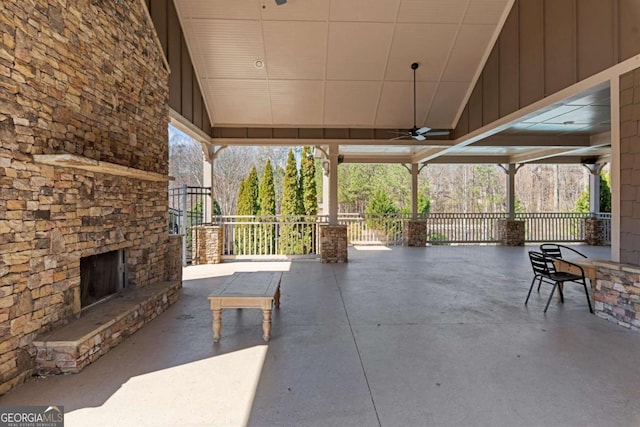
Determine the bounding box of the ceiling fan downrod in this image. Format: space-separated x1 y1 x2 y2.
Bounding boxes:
411 62 419 133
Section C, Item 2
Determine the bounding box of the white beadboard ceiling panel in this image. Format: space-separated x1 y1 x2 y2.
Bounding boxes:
174 0 513 128
189 20 266 80
269 80 325 125
375 81 437 128
260 0 330 21
324 81 381 126
326 23 395 81
206 79 272 125
397 0 468 24
440 24 496 82
262 21 327 80
329 0 401 22
385 24 459 81
176 0 260 20
464 0 510 24
425 81 469 128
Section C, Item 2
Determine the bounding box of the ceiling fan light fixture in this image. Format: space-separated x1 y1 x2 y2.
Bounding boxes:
275 0 287 5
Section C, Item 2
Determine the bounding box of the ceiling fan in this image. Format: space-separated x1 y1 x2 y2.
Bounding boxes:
390 62 450 142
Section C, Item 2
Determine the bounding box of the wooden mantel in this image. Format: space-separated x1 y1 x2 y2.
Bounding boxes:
33 154 173 182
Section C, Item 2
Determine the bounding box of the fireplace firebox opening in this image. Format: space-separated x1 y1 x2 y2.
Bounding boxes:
80 250 126 310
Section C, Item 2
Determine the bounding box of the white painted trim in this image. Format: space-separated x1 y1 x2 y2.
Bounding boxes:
610 75 621 262
170 109 213 145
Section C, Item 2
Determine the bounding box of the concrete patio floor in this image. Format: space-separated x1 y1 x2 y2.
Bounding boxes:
2 245 640 426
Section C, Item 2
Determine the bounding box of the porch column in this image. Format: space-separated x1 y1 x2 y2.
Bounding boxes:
203 152 213 223
585 163 604 215
498 163 525 245
319 145 347 263
206 145 225 221
322 166 330 216
410 163 419 220
504 163 521 221
584 163 606 245
328 145 339 225
403 163 427 247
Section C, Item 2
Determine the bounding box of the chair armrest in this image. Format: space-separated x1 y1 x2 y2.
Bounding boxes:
558 244 588 258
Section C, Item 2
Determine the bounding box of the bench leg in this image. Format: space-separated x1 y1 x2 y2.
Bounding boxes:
275 286 281 309
212 309 222 342
262 309 272 341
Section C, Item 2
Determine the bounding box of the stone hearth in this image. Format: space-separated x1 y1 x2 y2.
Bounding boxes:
33 280 181 375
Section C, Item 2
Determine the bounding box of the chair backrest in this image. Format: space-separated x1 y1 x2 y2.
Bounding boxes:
529 251 553 277
540 243 562 258
540 243 588 259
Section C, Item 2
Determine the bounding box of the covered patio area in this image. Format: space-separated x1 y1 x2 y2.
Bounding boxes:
2 244 639 426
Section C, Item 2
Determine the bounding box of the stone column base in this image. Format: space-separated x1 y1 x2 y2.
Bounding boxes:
192 226 223 264
319 225 348 263
403 220 427 247
497 219 525 246
585 219 605 246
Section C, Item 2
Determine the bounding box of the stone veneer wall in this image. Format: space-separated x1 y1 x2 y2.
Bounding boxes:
192 226 223 264
497 220 525 246
0 0 171 393
584 219 606 246
620 68 640 265
593 261 640 331
403 220 427 247
319 225 348 263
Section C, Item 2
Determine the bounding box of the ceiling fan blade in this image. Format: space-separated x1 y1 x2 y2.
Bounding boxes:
391 135 410 141
416 126 431 134
425 130 450 136
413 134 426 141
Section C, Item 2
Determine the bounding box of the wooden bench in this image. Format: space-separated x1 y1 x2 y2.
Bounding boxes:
208 272 282 342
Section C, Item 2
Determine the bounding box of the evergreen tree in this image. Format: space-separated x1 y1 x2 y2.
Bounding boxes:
235 170 260 255
417 194 431 216
365 189 399 243
301 147 318 215
259 160 276 216
366 189 397 216
213 200 222 216
247 166 260 214
234 178 248 254
279 149 303 254
281 150 300 216
259 160 276 254
236 178 250 215
299 147 318 253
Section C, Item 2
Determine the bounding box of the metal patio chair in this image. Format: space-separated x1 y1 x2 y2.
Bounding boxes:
537 243 588 291
526 251 593 313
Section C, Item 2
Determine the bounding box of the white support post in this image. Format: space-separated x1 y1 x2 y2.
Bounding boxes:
610 75 621 262
328 145 339 225
205 145 226 220
322 166 330 216
499 163 522 221
584 163 604 217
411 163 419 220
203 154 213 223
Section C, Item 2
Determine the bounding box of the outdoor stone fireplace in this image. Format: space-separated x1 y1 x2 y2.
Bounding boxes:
80 250 125 309
0 0 182 394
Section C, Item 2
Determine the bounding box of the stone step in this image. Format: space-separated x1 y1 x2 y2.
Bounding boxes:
33 281 181 376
